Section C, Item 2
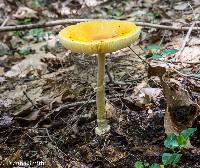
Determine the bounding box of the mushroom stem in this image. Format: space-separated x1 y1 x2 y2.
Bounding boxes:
95 53 110 135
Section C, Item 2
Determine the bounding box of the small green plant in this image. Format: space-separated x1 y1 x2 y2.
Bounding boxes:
144 44 178 60
19 47 35 56
162 127 197 167
28 28 52 41
19 18 33 24
106 7 124 18
134 127 197 168
134 161 160 168
13 30 24 38
145 12 161 19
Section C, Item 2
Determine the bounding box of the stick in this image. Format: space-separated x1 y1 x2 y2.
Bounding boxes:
34 96 120 128
0 18 200 32
0 19 92 32
128 46 151 66
178 3 197 58
178 22 195 57
1 17 9 27
23 91 39 109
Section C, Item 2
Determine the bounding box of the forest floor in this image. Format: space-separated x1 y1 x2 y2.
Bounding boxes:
0 0 200 167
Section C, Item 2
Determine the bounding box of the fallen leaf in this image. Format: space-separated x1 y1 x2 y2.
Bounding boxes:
161 78 200 136
174 2 188 11
51 2 71 16
84 0 98 7
13 7 37 19
0 42 10 56
148 66 166 78
131 87 162 105
106 101 117 120
140 87 162 101
134 80 148 95
166 37 200 62
5 53 57 78
0 76 5 83
16 109 41 121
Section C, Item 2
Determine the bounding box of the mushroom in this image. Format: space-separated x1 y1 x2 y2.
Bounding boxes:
59 20 141 135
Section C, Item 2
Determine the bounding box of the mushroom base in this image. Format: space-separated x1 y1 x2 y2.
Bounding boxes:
95 120 110 135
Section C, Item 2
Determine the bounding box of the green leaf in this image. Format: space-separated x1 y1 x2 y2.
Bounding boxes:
19 47 33 56
22 18 32 24
134 161 144 168
164 133 179 148
180 128 197 140
143 162 149 167
162 153 182 165
33 0 45 8
177 135 186 147
162 153 173 165
171 153 182 165
162 49 178 57
145 12 161 18
145 44 162 53
150 163 160 168
28 28 45 40
151 54 162 60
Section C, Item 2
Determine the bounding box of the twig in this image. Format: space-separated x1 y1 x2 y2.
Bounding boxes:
178 3 198 58
34 96 120 128
128 46 151 66
0 19 92 32
1 18 200 32
45 128 53 142
1 16 9 27
23 91 39 109
178 22 195 57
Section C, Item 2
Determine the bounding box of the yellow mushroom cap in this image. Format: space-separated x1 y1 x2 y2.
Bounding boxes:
58 20 141 54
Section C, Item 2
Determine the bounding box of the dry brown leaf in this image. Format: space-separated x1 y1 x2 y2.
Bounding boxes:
134 80 148 95
140 88 162 101
161 78 200 135
0 42 10 56
13 7 37 19
166 37 200 62
147 65 200 146
1 84 43 118
148 66 166 78
131 87 162 105
16 109 41 121
174 2 188 10
106 101 117 120
5 53 56 78
5 56 47 78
